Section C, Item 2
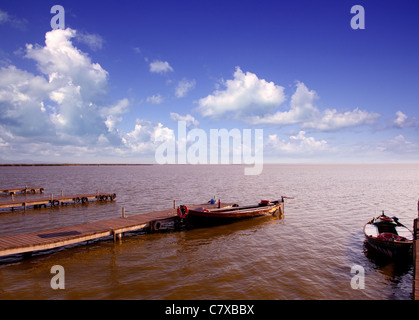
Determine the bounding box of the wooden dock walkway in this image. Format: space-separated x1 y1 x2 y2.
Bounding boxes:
0 186 44 195
414 217 419 300
0 192 116 212
0 202 225 258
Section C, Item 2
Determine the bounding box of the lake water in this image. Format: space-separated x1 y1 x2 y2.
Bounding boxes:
0 164 418 300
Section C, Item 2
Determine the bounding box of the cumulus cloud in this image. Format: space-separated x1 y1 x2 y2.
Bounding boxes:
26 28 108 99
102 98 130 132
0 65 53 137
377 134 419 154
197 67 286 119
393 110 418 128
394 111 407 127
175 78 196 98
75 31 105 51
266 131 328 155
250 82 380 131
0 28 172 161
170 112 199 127
149 60 174 74
198 70 379 130
146 94 164 104
251 81 318 126
0 9 27 30
303 108 379 131
122 120 174 153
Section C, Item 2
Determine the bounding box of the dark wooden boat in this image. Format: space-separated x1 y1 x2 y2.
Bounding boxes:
178 199 284 227
363 211 413 258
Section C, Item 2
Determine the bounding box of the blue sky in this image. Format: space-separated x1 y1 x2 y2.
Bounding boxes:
0 0 418 163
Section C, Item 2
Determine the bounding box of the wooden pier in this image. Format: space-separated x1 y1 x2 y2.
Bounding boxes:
0 192 116 212
0 186 44 195
414 217 419 300
0 202 227 259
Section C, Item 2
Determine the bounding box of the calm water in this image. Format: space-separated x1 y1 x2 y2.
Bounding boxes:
0 164 418 300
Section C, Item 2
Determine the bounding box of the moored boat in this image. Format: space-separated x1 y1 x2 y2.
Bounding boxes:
363 211 413 258
177 199 284 227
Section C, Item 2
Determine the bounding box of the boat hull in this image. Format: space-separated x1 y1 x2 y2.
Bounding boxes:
365 236 412 258
363 215 413 259
186 203 282 227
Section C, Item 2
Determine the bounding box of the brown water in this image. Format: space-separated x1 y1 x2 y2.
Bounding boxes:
0 164 418 299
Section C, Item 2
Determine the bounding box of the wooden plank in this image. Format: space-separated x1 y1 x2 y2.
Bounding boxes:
0 187 44 195
0 192 116 211
0 202 228 258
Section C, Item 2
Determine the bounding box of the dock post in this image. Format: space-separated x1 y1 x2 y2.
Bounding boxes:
414 218 418 300
113 230 122 243
122 207 125 218
11 194 14 201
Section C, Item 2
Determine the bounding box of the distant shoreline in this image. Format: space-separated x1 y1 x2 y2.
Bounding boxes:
0 163 418 167
0 163 154 167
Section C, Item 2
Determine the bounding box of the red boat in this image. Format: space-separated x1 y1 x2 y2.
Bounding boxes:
177 199 284 227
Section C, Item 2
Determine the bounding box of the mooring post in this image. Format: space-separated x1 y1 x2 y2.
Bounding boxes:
113 230 122 243
122 207 125 218
173 200 176 209
11 194 14 201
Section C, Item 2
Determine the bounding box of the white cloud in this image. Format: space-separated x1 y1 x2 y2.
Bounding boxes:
75 31 105 51
197 67 286 119
0 9 9 24
393 110 418 128
0 9 27 29
250 82 380 131
250 81 318 126
122 120 173 153
102 98 130 132
0 65 53 137
25 28 108 99
377 134 419 154
303 108 380 131
146 94 164 104
175 78 196 98
170 113 199 127
266 131 328 155
0 28 174 162
394 111 407 127
149 60 174 74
